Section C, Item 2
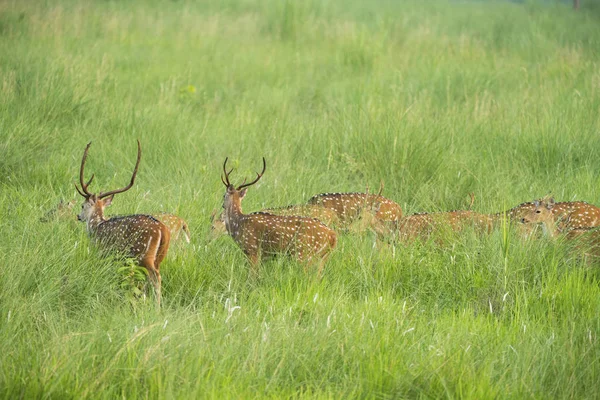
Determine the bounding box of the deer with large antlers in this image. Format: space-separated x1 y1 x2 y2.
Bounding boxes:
75 140 170 305
220 158 337 274
40 200 190 245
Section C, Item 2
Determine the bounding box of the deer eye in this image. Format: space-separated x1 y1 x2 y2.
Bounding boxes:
536 210 541 214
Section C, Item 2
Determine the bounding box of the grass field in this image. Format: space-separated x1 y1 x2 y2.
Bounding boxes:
1 0 600 398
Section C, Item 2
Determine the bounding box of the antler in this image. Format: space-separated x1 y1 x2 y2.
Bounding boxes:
221 158 233 187
97 140 142 199
237 158 266 190
376 181 384 197
75 142 95 198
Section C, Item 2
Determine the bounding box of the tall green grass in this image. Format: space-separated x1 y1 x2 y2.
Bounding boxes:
1 0 600 398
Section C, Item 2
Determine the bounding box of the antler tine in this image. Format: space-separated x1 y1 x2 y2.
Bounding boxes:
237 157 266 190
75 175 94 196
376 180 384 197
367 180 385 210
76 141 94 198
222 157 233 187
98 139 142 199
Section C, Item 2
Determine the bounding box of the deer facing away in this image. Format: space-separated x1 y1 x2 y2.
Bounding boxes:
75 140 170 306
220 157 337 274
41 199 189 244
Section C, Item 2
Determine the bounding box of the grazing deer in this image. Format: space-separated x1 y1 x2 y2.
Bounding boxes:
75 140 170 306
152 213 191 243
372 210 492 243
493 198 600 235
307 184 403 232
220 157 337 274
40 199 76 222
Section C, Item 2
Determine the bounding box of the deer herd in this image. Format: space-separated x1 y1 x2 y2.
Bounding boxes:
40 140 600 306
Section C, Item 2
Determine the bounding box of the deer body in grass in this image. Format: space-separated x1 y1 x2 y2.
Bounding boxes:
371 210 492 243
211 204 339 237
75 141 170 305
307 187 403 232
519 199 600 262
220 158 337 273
492 199 600 236
152 213 191 243
41 200 189 245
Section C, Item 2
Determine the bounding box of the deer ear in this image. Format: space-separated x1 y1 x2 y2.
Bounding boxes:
533 200 540 207
546 197 555 209
103 195 114 206
240 189 247 199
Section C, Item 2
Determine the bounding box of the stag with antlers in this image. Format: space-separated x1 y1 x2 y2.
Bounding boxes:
75 140 170 306
220 158 337 274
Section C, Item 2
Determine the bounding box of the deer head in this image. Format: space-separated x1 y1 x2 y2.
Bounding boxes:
220 157 266 230
75 140 141 229
518 197 556 237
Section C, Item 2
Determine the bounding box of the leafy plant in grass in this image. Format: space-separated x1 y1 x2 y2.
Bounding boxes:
118 258 150 307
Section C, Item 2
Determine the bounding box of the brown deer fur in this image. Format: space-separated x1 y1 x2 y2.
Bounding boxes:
75 141 170 306
221 158 337 274
307 190 403 230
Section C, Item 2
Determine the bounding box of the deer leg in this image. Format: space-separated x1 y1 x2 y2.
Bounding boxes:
316 257 326 278
155 228 171 267
245 251 260 276
137 258 160 305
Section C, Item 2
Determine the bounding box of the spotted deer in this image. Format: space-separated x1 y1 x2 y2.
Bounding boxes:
75 140 170 306
371 210 492 243
40 201 189 244
40 199 76 222
307 184 403 232
492 198 600 235
513 198 557 237
211 204 339 237
152 213 191 243
220 158 337 274
519 200 600 263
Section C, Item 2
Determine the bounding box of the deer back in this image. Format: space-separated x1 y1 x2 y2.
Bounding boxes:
389 210 491 242
230 212 337 261
93 215 170 259
308 192 402 225
261 204 340 227
152 212 191 243
550 201 600 231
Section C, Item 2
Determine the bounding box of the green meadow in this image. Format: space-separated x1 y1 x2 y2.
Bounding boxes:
1 0 600 397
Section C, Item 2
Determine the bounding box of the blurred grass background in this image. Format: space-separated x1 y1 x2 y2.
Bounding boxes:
1 0 599 398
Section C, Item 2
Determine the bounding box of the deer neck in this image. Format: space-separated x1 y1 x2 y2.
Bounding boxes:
87 208 108 233
223 200 244 238
540 220 558 238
